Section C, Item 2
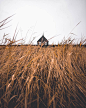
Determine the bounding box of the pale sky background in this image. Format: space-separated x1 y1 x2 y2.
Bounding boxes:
0 0 86 44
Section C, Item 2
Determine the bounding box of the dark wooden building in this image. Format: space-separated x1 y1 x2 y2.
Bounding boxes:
37 34 49 46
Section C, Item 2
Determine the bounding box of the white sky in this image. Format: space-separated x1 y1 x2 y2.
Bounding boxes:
0 0 86 44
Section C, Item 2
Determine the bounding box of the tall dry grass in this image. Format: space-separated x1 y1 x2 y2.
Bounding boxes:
0 44 86 108
0 16 86 108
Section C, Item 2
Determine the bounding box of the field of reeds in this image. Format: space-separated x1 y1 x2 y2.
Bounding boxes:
0 44 86 108
0 16 86 108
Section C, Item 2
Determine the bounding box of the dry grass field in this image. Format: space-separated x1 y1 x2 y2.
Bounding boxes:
0 44 86 108
0 15 86 108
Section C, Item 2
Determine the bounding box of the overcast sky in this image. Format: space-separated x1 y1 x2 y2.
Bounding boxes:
0 0 86 44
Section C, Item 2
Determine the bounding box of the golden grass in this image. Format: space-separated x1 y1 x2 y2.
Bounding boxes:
0 44 86 108
0 15 86 108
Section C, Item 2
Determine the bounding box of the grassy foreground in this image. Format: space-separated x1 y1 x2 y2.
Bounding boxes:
0 45 86 108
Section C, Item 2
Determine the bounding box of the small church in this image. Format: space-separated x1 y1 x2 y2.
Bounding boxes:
37 34 49 46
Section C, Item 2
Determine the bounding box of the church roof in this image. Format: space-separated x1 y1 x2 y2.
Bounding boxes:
37 34 48 42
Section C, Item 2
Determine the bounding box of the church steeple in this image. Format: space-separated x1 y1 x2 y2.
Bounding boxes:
42 32 44 37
